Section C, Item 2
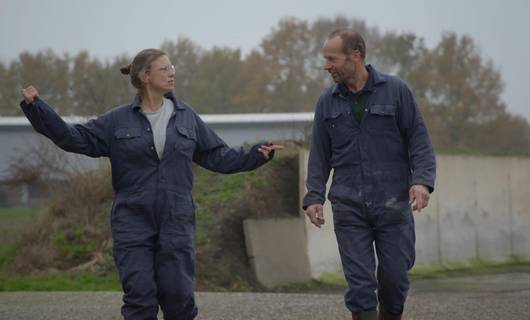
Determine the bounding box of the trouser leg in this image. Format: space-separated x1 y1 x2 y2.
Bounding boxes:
156 205 198 320
114 240 159 320
375 216 415 317
111 194 160 320
333 209 378 314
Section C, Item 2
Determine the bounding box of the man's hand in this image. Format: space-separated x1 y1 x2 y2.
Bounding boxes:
258 140 284 159
305 203 325 228
22 85 39 104
409 184 430 213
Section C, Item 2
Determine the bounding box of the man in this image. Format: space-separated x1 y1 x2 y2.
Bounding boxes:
303 30 436 320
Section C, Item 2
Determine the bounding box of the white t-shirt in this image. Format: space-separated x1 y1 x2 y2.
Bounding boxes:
143 98 173 160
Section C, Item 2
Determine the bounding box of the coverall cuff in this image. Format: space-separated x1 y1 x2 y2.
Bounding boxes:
302 200 324 211
254 142 275 162
410 181 434 193
20 99 37 109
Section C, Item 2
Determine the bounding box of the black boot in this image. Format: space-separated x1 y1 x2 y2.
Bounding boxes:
378 308 402 320
352 310 378 320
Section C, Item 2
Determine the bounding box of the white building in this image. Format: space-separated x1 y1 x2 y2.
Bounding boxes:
0 113 314 206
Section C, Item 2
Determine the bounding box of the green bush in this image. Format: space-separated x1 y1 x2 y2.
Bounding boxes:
2 149 299 291
51 225 96 261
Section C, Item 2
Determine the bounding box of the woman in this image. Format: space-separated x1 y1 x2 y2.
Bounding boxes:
20 48 283 320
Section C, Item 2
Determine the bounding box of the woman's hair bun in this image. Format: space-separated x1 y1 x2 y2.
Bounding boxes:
120 64 132 75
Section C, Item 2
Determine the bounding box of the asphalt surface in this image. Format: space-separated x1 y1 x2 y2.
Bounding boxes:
1 272 529 320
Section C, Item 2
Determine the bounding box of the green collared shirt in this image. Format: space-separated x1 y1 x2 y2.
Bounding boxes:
344 90 368 123
339 69 374 124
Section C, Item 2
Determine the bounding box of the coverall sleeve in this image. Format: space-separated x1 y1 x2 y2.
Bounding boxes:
192 113 271 173
398 84 436 192
302 100 332 210
20 98 110 158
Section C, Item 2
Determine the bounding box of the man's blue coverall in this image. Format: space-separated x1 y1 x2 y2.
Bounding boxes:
303 65 436 315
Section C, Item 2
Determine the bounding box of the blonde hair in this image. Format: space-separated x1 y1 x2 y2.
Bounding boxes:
120 48 167 95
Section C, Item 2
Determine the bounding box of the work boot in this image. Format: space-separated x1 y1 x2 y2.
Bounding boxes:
378 308 402 320
352 310 378 320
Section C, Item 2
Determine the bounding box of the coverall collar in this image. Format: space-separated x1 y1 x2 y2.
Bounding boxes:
332 64 387 96
130 91 186 112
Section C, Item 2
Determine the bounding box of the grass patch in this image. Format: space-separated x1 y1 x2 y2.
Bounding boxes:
0 205 119 291
0 207 42 272
0 206 36 219
0 206 42 247
193 169 249 246
318 272 347 287
271 259 530 293
1 153 299 291
410 258 530 279
0 207 41 238
0 271 121 291
0 244 18 271
271 279 345 294
436 146 530 157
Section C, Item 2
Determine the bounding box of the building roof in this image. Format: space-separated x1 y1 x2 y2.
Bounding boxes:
0 113 314 126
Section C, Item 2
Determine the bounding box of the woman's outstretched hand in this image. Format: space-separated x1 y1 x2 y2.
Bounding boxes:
22 85 39 104
258 140 284 159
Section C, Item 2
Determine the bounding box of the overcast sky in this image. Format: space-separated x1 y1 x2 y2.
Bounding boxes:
1 0 529 119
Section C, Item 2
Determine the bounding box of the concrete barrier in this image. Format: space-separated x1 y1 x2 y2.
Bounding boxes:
243 218 312 288
298 151 530 277
244 152 530 286
298 150 342 277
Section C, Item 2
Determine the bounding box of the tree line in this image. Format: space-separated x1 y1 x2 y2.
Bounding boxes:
1 16 528 155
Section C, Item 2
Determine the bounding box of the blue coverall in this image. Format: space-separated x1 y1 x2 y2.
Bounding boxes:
20 93 272 320
303 65 436 315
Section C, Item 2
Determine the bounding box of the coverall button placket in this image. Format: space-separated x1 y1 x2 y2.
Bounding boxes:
137 111 157 159
357 92 373 210
159 166 166 183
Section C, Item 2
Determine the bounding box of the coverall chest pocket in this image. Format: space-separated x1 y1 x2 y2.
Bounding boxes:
325 111 352 147
175 127 197 159
113 127 144 157
366 104 398 133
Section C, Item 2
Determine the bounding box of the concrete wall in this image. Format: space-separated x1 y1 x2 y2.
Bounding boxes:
243 218 312 288
298 150 530 277
298 150 342 276
423 156 530 263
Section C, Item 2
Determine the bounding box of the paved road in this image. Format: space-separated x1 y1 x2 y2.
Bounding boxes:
1 273 529 320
